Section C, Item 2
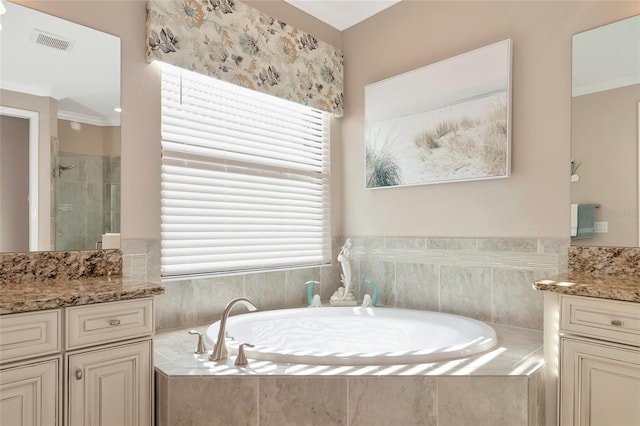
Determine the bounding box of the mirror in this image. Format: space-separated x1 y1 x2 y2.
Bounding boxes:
571 15 640 247
0 1 121 252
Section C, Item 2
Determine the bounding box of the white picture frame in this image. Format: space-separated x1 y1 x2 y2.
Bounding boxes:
365 39 513 189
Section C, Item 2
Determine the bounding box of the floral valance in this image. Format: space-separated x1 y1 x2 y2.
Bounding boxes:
146 0 344 116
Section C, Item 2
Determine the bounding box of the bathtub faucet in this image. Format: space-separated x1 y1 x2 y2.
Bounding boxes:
362 279 378 306
210 297 258 362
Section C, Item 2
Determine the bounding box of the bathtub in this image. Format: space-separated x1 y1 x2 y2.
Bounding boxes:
206 307 497 366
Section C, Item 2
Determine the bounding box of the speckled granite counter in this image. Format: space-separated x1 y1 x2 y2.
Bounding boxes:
533 271 640 303
0 276 164 315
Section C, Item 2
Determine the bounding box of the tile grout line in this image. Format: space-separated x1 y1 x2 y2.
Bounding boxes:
346 377 350 426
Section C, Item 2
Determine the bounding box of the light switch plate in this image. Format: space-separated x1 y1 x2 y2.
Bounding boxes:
594 222 608 233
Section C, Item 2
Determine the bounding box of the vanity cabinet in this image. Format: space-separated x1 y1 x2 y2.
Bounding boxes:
0 309 62 425
67 340 151 426
558 295 640 426
0 357 61 426
0 298 155 426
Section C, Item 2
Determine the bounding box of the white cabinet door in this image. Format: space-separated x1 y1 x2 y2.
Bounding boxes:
0 358 60 426
561 337 640 426
67 340 151 426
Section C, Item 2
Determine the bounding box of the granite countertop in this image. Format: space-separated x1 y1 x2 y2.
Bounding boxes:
0 276 165 315
533 271 640 303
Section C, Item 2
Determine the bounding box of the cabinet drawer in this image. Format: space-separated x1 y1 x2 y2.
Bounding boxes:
66 299 154 350
561 295 640 346
0 310 61 364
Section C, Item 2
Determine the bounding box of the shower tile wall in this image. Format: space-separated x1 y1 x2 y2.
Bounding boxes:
125 237 567 332
54 155 120 251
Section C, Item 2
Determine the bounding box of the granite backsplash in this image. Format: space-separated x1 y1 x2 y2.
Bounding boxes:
569 246 640 275
0 249 122 284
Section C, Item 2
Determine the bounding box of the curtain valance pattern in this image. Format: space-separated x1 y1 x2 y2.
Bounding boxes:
146 0 344 116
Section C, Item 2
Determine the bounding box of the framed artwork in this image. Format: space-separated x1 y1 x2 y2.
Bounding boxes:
365 39 513 188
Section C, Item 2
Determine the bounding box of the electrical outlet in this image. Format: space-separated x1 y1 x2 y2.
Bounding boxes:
594 222 608 233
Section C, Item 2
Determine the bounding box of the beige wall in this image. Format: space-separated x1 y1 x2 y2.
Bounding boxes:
0 88 57 249
15 0 638 245
341 1 638 239
58 119 120 157
0 116 30 252
571 83 639 247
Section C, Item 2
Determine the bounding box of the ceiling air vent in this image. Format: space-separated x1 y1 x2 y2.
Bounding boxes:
30 29 75 51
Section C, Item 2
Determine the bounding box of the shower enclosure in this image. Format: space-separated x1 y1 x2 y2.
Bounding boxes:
52 128 120 251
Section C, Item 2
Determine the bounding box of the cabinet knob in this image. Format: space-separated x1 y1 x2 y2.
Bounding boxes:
108 319 121 326
611 319 624 326
75 369 83 380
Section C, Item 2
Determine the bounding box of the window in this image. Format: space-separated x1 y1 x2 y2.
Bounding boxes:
160 64 331 279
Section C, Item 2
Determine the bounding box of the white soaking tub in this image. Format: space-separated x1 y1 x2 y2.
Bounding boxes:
206 307 497 366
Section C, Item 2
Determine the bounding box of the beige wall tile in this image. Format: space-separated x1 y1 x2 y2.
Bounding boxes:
155 280 194 331
492 269 552 330
245 270 285 311
320 264 342 302
477 238 539 253
193 275 245 325
348 376 437 426
285 267 320 308
440 266 492 321
427 238 476 251
438 376 528 426
167 377 257 426
259 377 347 426
395 263 439 311
155 372 168 426
358 260 396 307
384 237 427 249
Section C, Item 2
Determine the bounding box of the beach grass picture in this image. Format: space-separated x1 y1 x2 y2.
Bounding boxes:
365 40 512 188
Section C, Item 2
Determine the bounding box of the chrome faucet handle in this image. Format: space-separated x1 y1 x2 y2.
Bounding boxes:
234 343 255 367
188 330 207 355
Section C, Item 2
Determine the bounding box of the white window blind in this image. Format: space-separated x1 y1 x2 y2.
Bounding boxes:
160 64 331 279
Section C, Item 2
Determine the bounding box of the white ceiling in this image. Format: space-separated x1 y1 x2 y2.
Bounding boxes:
284 0 400 31
0 1 120 126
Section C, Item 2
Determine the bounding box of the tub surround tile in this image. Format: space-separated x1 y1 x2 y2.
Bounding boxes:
160 375 258 426
245 270 286 311
440 266 492 322
476 238 539 253
0 249 122 284
154 323 543 426
285 267 320 308
532 271 640 302
383 237 427 250
149 237 567 331
528 366 545 426
395 263 439 311
155 371 169 426
539 239 571 254
320 264 342 302
348 376 437 426
568 246 640 275
121 239 161 283
438 376 529 426
0 275 164 314
358 260 396 307
492 269 553 330
259 377 347 426
427 238 476 251
193 275 245 325
154 280 195 331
